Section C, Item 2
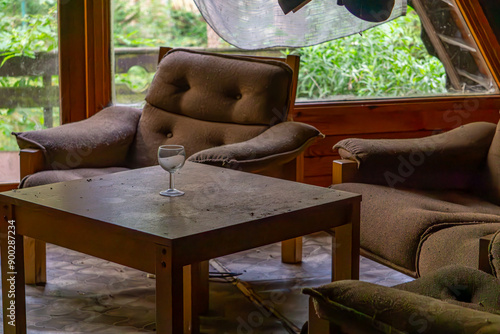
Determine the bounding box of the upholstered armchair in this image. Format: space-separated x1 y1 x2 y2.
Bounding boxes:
13 48 323 284
304 265 500 333
330 121 500 278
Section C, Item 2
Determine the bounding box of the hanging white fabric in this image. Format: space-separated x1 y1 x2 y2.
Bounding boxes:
192 0 408 50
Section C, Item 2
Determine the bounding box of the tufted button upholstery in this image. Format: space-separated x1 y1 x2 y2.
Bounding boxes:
128 48 294 168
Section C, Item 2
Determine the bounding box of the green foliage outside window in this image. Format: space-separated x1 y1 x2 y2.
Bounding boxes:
288 9 446 100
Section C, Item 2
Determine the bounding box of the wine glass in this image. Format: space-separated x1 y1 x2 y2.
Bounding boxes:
158 145 186 197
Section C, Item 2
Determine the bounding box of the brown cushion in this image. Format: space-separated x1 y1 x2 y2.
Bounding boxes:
331 183 500 277
146 48 293 125
127 105 268 168
418 223 500 277
187 122 322 173
14 106 141 170
395 265 500 314
304 278 500 334
20 167 130 188
334 122 496 190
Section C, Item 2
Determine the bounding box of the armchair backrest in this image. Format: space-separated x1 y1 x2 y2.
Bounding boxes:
128 48 298 168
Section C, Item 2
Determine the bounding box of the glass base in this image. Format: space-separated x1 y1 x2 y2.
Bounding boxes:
159 189 185 197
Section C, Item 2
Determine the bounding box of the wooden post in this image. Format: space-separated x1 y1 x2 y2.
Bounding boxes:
332 159 358 185
19 149 47 285
479 233 495 274
156 244 185 333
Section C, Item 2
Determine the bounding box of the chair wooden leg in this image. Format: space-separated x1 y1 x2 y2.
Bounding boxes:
23 237 46 285
282 237 303 263
308 298 339 334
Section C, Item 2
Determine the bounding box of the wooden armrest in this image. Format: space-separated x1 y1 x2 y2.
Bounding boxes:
479 233 495 274
0 182 19 192
20 149 46 179
332 159 358 185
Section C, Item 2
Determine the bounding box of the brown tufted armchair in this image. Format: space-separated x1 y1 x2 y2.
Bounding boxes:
13 48 323 284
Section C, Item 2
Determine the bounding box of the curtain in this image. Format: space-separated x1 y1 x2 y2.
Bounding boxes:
193 0 408 50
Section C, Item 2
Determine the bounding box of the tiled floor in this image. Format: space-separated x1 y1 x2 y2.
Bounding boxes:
0 233 413 333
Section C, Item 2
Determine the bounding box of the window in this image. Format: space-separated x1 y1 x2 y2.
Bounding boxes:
290 2 497 102
0 0 59 182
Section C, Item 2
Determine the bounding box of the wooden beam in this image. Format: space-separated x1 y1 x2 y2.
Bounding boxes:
456 0 500 88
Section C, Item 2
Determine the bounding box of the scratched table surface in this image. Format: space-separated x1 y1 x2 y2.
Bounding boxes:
0 162 359 245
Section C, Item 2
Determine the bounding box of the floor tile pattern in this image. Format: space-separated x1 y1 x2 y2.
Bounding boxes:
0 233 413 333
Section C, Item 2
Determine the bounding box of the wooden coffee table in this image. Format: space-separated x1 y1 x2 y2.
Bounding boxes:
0 162 360 334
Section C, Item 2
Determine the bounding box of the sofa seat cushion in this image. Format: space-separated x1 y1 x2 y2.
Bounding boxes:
20 167 130 188
418 223 500 277
331 183 500 277
395 265 500 314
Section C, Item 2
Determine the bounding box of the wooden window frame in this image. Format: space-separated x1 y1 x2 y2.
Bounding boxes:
58 0 112 124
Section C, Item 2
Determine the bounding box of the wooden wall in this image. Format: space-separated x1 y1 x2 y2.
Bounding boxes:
293 96 500 186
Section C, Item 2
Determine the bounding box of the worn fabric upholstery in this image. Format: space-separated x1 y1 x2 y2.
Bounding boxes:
127 104 269 168
419 223 500 277
188 122 321 172
333 122 496 190
331 182 500 277
304 266 500 334
395 266 500 313
20 167 130 188
14 106 141 170
128 48 295 168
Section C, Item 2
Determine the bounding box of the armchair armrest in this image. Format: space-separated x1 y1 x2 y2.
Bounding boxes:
187 121 323 173
333 122 497 189
13 106 141 170
304 280 500 334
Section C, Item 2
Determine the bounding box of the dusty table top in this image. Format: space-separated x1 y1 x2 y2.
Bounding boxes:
0 162 360 241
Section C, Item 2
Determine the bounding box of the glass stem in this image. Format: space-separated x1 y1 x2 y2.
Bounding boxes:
169 172 174 190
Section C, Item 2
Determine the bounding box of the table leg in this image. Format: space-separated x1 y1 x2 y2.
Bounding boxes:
1 204 27 334
156 245 184 333
182 261 208 334
24 237 46 285
331 202 360 281
281 237 303 263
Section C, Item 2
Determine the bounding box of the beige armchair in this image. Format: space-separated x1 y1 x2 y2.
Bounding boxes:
13 48 323 284
330 121 500 278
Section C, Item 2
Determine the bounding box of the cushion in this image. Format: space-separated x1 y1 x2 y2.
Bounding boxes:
304 279 500 334
334 122 496 190
146 48 293 125
331 182 500 277
127 105 268 168
395 265 500 314
418 223 500 277
187 122 322 173
20 167 130 188
14 106 141 170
